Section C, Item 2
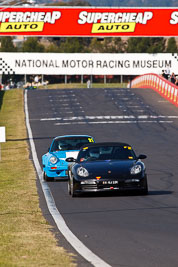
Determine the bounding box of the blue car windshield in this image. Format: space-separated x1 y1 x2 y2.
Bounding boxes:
51 137 94 151
77 145 136 162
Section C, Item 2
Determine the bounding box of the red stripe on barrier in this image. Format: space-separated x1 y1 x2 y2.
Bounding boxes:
130 73 178 107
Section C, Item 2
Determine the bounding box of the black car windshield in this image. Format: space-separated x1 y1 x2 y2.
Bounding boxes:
77 145 136 162
51 137 94 151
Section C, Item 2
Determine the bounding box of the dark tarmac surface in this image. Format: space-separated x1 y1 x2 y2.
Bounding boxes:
27 87 178 267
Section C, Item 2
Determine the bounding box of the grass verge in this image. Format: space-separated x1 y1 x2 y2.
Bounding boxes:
0 89 76 267
38 82 127 90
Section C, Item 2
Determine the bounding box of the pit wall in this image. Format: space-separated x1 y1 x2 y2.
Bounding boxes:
129 73 178 107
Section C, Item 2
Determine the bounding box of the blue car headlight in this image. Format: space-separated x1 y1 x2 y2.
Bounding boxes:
49 156 58 164
77 167 89 177
130 165 142 175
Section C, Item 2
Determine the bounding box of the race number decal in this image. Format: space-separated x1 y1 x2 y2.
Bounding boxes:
88 138 94 143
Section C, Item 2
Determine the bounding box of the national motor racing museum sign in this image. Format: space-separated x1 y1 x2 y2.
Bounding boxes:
0 53 177 76
0 7 178 36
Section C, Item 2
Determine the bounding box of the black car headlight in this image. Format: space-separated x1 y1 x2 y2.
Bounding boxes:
49 156 58 164
77 167 89 177
130 165 142 175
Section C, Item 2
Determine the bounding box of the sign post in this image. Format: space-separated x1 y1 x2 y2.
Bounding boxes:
0 127 6 161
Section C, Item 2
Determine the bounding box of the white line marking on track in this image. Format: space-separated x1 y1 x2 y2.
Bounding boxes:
56 94 75 97
40 115 178 122
55 121 173 125
49 99 78 102
128 106 150 108
127 106 140 108
24 90 111 267
115 94 126 96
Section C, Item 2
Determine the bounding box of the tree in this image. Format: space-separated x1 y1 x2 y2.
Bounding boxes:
45 44 61 53
81 0 177 7
147 38 165 53
89 37 126 53
126 38 146 53
166 37 177 53
58 38 86 52
21 37 45 52
66 0 91 5
47 0 91 6
0 37 17 52
126 37 165 53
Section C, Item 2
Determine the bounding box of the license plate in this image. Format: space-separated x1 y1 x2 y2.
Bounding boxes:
102 181 118 185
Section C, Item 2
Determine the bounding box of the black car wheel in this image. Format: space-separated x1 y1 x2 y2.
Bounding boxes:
71 179 77 197
68 181 71 195
43 171 54 182
140 180 148 195
141 186 148 195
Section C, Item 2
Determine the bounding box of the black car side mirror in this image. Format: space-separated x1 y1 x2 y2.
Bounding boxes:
138 154 147 160
66 157 76 162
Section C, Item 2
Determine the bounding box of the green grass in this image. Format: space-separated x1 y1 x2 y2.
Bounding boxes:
0 89 76 267
38 82 127 90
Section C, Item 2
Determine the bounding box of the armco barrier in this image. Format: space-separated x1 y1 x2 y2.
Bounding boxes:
129 73 178 107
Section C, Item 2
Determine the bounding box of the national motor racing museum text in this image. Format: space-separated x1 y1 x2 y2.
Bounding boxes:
15 59 171 69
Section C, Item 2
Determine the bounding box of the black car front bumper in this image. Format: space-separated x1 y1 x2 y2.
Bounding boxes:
73 176 148 193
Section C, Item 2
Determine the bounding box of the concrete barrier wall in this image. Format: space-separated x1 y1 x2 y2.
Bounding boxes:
129 73 178 107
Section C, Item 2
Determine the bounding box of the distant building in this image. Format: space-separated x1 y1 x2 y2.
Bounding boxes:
12 36 27 48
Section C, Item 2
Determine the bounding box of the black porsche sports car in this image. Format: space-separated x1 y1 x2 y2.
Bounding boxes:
66 142 148 197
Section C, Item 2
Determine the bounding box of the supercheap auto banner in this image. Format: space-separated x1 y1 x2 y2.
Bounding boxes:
0 7 178 36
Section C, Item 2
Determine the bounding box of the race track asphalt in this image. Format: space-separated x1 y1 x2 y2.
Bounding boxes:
27 87 178 267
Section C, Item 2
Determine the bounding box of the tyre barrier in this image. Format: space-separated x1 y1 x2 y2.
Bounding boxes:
128 73 178 107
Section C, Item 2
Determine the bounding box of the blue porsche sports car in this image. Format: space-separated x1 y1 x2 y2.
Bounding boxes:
42 135 95 181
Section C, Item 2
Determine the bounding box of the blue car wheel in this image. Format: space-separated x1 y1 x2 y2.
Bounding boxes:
43 171 54 182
